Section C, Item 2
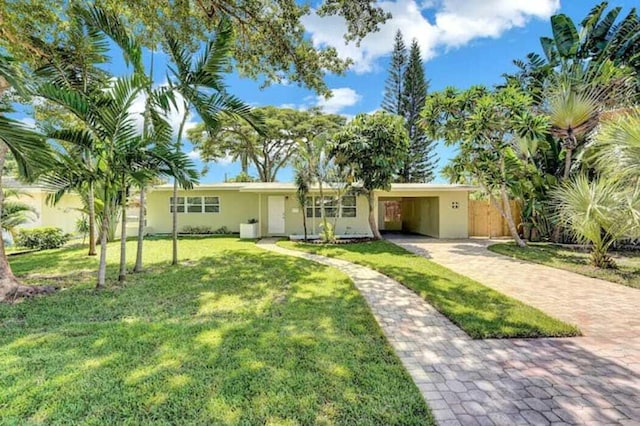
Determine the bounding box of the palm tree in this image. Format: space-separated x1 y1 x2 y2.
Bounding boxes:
1 188 37 238
33 6 114 257
547 75 600 180
164 18 257 265
591 112 640 183
546 62 636 180
552 175 640 268
293 164 311 241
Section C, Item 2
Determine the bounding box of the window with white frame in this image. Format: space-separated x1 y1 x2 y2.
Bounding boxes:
341 194 357 217
305 194 356 218
204 196 220 213
169 196 185 213
170 196 220 213
187 196 203 213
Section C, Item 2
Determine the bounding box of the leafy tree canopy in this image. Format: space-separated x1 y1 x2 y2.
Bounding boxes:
0 0 389 95
188 106 345 182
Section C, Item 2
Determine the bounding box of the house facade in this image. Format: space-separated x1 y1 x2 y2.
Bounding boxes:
6 181 474 239
145 182 473 239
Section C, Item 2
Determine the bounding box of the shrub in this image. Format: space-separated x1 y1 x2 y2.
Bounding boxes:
16 227 70 250
180 225 213 234
213 226 230 234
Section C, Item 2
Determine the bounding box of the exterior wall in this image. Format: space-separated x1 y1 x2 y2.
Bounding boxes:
437 191 469 238
145 187 469 239
258 192 372 237
146 189 259 234
12 190 84 235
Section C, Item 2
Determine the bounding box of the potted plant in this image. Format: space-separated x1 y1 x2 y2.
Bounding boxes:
240 218 259 239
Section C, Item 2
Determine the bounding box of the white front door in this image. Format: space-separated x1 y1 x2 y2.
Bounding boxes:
268 196 286 234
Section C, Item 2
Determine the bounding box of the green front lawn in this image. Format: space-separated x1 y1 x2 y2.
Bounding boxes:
279 240 580 339
488 242 640 289
1 237 432 425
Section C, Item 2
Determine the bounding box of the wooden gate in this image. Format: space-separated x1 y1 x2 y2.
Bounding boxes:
468 199 521 237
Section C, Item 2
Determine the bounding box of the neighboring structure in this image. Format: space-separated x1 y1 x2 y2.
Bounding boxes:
5 181 474 239
3 179 84 235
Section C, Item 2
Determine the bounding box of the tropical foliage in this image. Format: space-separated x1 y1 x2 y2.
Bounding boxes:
333 112 409 240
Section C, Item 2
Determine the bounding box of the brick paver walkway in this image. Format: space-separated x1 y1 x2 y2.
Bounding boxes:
258 239 640 425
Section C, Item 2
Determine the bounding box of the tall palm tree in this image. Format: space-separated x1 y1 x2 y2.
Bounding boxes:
33 6 114 257
164 18 257 265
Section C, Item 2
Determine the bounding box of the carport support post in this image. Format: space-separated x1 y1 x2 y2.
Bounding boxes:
367 190 382 240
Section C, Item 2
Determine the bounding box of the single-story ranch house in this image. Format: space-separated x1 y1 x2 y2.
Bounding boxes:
7 180 476 239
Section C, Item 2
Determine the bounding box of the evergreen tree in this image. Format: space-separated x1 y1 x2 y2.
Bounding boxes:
381 30 407 115
400 39 437 182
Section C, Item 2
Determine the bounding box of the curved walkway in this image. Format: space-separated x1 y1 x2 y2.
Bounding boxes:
258 239 640 426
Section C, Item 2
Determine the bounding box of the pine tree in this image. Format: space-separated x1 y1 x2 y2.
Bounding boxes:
381 30 407 115
400 39 437 182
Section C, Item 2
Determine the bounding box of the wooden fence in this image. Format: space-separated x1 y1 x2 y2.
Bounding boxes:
468 199 521 237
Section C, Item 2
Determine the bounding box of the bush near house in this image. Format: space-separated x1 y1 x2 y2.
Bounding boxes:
15 227 70 250
180 225 234 235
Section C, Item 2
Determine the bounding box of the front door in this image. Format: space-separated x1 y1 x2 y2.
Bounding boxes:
268 196 285 234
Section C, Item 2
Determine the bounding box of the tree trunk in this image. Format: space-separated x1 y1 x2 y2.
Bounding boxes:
302 200 308 241
172 109 189 266
0 143 20 300
171 179 179 265
134 185 145 272
500 187 526 248
563 147 573 180
118 180 127 282
87 182 97 256
366 190 381 240
318 181 330 242
97 193 110 289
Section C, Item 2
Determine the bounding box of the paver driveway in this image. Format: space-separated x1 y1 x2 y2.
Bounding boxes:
386 235 640 339
259 238 640 425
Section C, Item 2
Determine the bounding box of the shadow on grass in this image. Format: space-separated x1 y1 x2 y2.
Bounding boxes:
0 240 432 425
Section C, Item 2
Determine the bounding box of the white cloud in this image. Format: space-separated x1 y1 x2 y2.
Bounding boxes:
216 154 234 165
129 90 200 138
316 87 361 114
187 149 201 161
187 149 235 166
303 0 559 73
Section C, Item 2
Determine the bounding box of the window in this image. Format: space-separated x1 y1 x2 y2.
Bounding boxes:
341 195 357 218
187 197 202 213
170 197 185 213
169 196 220 213
204 197 220 213
305 195 356 218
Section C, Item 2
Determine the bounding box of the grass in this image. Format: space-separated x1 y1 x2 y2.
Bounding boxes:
279 240 580 339
0 237 432 425
488 242 640 289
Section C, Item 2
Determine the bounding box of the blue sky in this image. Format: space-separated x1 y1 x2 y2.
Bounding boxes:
20 0 639 183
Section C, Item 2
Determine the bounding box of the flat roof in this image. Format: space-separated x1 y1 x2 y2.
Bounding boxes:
150 182 476 192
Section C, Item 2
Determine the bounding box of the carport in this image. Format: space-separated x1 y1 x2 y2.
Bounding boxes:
378 196 440 237
374 184 472 239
